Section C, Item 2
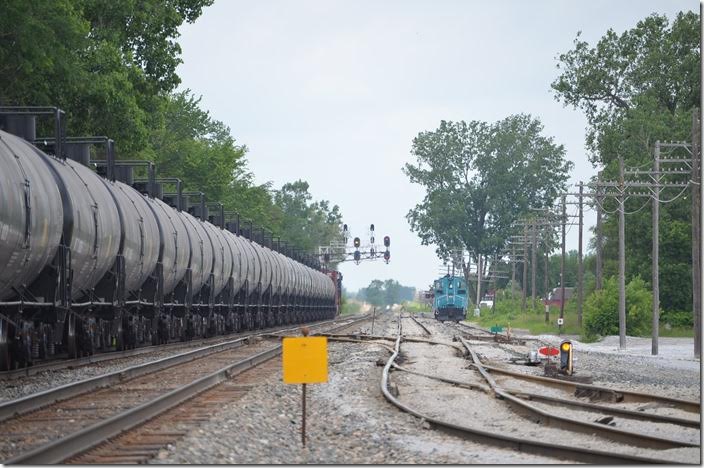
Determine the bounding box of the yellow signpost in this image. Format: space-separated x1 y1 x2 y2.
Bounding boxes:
282 336 328 384
282 329 328 446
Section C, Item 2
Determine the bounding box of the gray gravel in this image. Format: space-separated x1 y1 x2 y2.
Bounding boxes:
151 312 559 464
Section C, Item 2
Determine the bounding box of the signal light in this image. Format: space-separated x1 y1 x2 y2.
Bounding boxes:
370 247 376 258
383 250 390 262
370 236 375 244
323 253 330 263
370 224 375 231
559 340 573 376
354 250 361 263
353 237 360 248
383 236 390 247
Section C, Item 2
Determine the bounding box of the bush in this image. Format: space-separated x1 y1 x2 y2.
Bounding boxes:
660 310 693 328
583 276 652 340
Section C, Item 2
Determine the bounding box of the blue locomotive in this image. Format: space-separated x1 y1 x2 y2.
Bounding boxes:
433 275 468 322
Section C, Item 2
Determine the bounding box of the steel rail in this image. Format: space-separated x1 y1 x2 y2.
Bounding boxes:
475 362 701 413
0 318 341 380
460 338 698 450
390 363 699 428
406 314 432 335
510 391 700 428
0 316 362 422
3 316 370 465
380 317 682 464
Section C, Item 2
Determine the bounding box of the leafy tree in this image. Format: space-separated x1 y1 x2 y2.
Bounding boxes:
553 11 699 313
273 180 343 255
583 276 652 340
0 0 214 156
358 279 415 307
404 115 572 291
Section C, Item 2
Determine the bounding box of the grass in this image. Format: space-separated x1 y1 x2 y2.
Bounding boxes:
403 301 431 313
658 326 694 338
340 300 362 316
469 298 583 336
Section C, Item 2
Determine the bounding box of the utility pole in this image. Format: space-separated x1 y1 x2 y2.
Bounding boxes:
578 181 584 327
693 108 701 359
652 143 660 356
559 195 567 324
511 243 516 299
595 181 603 290
475 254 482 309
618 156 627 349
522 225 528 312
531 219 537 310
544 247 550 323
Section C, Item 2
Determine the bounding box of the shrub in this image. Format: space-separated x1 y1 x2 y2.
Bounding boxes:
583 276 652 340
660 310 693 328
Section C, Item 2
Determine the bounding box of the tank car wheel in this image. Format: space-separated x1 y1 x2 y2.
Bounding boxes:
66 314 78 359
0 319 11 371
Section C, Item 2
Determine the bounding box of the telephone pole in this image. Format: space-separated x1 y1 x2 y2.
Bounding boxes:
692 108 701 359
578 181 584 327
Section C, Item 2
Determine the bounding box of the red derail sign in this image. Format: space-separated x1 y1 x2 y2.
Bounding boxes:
538 346 559 356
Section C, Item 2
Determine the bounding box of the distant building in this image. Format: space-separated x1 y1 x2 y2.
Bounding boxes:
543 287 574 307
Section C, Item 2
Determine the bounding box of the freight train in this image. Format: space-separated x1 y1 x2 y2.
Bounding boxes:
0 107 341 371
432 274 468 322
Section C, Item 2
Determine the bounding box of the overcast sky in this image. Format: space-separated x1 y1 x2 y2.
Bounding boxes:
176 0 697 292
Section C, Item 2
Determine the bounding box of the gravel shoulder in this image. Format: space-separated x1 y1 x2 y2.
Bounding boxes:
151 313 560 464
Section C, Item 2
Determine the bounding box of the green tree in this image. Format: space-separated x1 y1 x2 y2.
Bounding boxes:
552 11 699 313
273 180 343 254
0 0 214 156
404 115 572 291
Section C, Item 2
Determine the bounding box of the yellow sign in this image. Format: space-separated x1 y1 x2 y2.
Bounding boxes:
282 336 328 384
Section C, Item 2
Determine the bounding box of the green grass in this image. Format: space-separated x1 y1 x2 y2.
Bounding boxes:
659 326 694 338
403 301 431 313
469 298 582 336
340 300 362 316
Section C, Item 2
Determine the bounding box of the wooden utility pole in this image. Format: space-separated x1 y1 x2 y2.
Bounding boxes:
693 108 701 359
475 255 482 309
618 156 627 349
531 219 537 310
544 247 550 323
578 182 584 327
511 243 516 299
652 142 660 356
559 195 567 323
522 225 528 312
595 182 603 290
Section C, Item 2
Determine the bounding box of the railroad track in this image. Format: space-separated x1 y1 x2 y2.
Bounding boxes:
378 314 699 464
1 315 369 464
0 320 339 381
402 314 432 336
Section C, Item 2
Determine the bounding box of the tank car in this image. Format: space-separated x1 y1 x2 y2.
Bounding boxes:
0 108 340 371
432 275 468 322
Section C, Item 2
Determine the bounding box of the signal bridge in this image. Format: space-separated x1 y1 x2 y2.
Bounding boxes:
318 224 391 266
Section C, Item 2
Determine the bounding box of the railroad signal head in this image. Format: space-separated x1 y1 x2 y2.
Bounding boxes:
323 253 330 263
383 236 390 247
370 236 375 244
559 340 573 376
354 250 361 263
370 247 376 258
353 237 361 248
383 249 390 263
370 224 375 231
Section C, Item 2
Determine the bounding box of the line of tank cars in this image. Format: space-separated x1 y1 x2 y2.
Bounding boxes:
0 107 342 371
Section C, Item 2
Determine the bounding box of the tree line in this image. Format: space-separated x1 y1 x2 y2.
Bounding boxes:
406 10 699 335
353 280 416 307
0 0 343 255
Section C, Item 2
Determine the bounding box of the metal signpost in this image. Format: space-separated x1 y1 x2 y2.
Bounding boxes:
282 328 329 447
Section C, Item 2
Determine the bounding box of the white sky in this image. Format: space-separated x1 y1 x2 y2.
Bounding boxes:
176 0 697 292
